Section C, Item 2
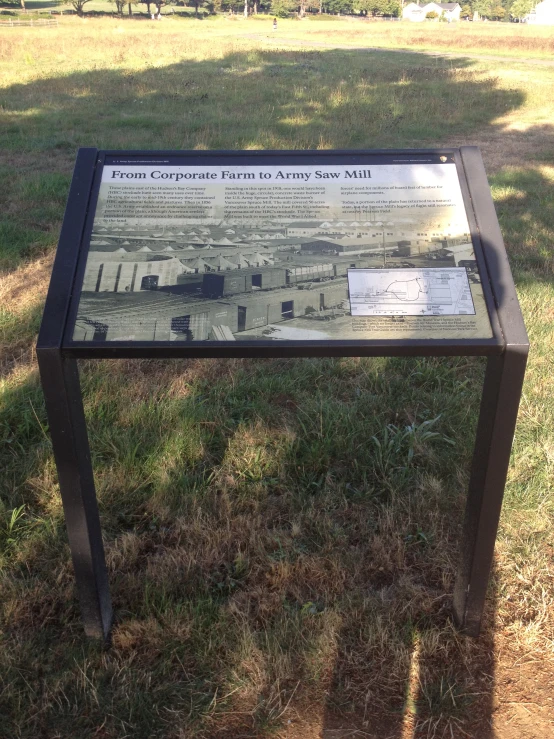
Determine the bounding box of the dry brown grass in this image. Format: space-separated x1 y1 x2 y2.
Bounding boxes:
0 254 52 380
282 17 554 58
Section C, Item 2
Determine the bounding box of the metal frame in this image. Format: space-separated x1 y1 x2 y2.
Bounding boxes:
36 147 528 640
452 147 529 635
36 148 112 639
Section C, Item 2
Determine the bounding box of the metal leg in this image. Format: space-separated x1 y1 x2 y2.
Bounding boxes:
453 347 527 636
37 349 112 640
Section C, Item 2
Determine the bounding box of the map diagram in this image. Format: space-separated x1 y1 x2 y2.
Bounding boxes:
348 268 476 317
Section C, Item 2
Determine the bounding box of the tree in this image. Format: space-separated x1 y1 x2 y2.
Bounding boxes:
139 0 169 16
471 0 492 17
71 0 94 14
270 0 318 15
188 0 208 14
322 0 353 13
490 3 505 17
460 3 471 17
140 0 168 15
425 8 439 17
271 0 296 14
509 0 533 18
385 0 401 16
358 0 391 15
501 0 516 15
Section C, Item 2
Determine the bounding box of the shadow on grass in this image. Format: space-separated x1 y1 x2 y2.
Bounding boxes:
0 46 525 274
1 353 498 737
1 44 552 738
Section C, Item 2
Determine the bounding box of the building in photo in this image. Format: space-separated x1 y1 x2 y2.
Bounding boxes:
402 2 461 21
526 0 554 24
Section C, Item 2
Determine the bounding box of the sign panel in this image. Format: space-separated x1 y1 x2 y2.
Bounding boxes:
71 155 493 343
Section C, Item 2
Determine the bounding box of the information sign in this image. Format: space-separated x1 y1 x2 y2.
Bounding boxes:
68 152 496 350
37 148 528 642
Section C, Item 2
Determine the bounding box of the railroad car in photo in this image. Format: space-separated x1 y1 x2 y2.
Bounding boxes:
286 263 334 284
202 267 288 298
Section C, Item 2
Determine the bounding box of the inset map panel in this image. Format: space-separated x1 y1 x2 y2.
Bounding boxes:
348 268 475 317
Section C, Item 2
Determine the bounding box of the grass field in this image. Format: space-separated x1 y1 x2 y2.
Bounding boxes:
251 15 554 59
1 16 554 739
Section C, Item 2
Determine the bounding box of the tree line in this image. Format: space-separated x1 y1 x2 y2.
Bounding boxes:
6 0 537 21
460 0 537 20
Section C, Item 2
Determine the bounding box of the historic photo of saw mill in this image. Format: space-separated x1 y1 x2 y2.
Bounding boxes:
73 216 477 342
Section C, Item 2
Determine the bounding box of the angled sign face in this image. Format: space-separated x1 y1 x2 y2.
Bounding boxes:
64 150 496 353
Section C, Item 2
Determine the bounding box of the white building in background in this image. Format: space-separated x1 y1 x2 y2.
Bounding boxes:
526 0 554 24
402 2 461 21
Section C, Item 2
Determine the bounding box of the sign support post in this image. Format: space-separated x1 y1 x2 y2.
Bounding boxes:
452 349 527 635
37 350 112 640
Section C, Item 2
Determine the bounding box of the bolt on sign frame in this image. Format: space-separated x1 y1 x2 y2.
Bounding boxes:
37 147 528 641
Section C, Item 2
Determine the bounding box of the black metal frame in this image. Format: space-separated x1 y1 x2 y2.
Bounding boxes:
36 147 528 641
